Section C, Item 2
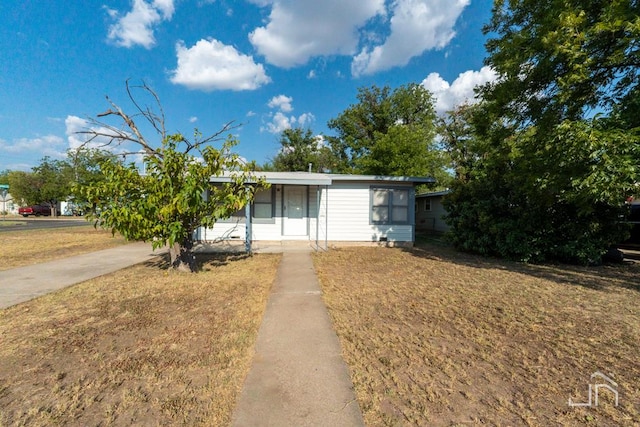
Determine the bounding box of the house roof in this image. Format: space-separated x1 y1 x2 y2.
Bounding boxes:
416 189 451 198
210 171 435 186
210 171 332 185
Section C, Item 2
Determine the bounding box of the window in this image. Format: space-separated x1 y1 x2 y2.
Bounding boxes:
217 206 245 223
424 199 431 212
371 187 410 225
207 186 245 223
210 186 275 223
252 187 275 222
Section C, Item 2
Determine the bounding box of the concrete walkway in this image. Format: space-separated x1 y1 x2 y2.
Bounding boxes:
0 242 160 309
231 251 365 427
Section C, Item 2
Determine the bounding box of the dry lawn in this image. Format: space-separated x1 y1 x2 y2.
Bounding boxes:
0 226 128 270
314 245 640 426
0 253 280 426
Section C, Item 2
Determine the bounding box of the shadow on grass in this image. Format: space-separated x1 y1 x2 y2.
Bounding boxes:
143 252 252 272
405 239 640 293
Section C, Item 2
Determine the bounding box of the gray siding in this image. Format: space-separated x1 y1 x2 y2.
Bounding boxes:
416 195 450 232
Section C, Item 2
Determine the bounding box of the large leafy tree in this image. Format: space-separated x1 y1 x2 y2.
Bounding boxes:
75 82 265 272
437 103 489 184
484 0 639 128
446 0 640 263
7 171 40 206
327 83 447 182
67 148 119 212
5 151 116 215
269 127 337 172
6 158 73 215
32 157 74 215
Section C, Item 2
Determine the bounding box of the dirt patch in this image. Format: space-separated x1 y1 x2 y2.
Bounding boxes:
0 252 280 426
314 245 640 426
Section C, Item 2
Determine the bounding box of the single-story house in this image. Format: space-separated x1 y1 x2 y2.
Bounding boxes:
0 186 19 216
415 189 451 233
196 172 434 250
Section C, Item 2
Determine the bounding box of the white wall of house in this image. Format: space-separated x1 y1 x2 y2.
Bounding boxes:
1 192 19 215
324 182 413 242
198 181 416 243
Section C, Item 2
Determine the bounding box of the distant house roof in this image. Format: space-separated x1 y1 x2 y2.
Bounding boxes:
210 171 435 186
416 189 451 198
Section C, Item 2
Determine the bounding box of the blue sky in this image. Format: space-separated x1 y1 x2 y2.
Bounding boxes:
0 0 496 172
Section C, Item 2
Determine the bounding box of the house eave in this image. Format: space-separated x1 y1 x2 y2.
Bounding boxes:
209 171 434 186
327 174 435 184
417 189 452 198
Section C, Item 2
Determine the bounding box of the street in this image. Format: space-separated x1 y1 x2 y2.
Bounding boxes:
0 218 93 232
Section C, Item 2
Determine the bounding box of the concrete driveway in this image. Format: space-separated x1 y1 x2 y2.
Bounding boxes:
0 242 161 309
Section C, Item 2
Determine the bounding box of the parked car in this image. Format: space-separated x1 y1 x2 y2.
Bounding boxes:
18 204 56 217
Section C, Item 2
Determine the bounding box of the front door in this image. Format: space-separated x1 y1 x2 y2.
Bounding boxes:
283 186 308 236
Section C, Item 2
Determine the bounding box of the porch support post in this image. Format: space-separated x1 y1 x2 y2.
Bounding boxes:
324 185 328 251
315 185 320 251
245 191 252 253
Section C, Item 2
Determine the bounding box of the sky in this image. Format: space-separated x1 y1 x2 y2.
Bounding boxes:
0 0 497 172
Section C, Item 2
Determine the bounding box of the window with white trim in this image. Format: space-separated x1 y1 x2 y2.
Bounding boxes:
370 187 410 225
424 199 431 211
210 185 274 223
252 187 275 223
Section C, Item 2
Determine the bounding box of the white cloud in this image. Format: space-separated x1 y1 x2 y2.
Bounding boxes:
107 0 175 49
152 0 175 17
247 0 468 75
262 111 316 134
65 116 94 150
421 66 498 115
264 112 293 134
65 116 148 164
249 0 385 68
352 0 469 76
247 0 272 6
297 112 314 128
189 116 198 123
313 134 327 149
261 94 315 133
263 112 316 134
0 135 65 155
169 39 271 91
267 95 293 112
65 115 132 152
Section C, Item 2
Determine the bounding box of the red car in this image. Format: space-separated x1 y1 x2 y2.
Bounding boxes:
18 204 55 217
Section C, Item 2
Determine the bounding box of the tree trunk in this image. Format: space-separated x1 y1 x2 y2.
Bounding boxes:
168 236 196 272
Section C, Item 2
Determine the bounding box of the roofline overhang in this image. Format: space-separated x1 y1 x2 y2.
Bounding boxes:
416 189 452 197
209 171 435 186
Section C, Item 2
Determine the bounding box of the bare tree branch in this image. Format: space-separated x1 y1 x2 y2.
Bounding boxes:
76 80 243 160
186 120 239 155
126 80 166 140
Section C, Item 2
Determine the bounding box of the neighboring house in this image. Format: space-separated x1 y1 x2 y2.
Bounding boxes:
415 189 451 233
198 172 435 250
0 189 19 215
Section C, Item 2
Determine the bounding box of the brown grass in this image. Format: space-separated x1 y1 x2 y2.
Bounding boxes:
0 252 280 426
314 245 640 427
0 226 128 270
